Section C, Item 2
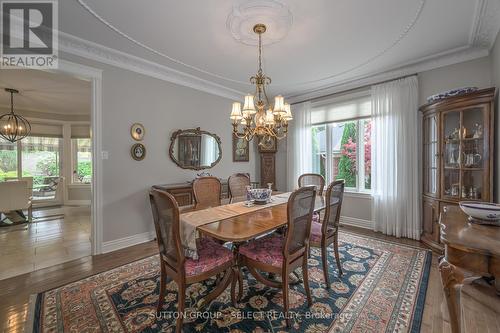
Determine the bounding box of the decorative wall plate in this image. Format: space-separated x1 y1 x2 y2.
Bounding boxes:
131 143 146 161
130 123 145 141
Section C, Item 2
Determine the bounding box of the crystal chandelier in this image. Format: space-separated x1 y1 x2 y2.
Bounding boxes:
230 24 292 142
0 88 31 143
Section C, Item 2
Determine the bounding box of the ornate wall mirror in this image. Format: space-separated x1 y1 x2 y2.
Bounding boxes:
169 128 222 170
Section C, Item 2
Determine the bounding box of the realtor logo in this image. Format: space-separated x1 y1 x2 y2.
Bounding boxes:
1 0 58 68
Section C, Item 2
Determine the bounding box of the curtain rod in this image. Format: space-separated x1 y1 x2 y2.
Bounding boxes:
291 73 418 105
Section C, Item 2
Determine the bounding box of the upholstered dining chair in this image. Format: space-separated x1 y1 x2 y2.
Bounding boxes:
228 173 250 203
310 180 345 287
192 176 222 209
149 189 235 333
239 186 317 327
298 173 325 196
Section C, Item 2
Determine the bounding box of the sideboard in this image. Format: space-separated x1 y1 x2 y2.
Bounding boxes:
153 179 259 206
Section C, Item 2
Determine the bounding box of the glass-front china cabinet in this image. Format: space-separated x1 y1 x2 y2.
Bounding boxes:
420 88 496 252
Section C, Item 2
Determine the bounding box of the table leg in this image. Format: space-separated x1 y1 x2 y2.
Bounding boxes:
439 258 464 333
231 242 244 304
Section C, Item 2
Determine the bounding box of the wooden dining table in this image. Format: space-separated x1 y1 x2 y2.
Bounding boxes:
181 195 327 304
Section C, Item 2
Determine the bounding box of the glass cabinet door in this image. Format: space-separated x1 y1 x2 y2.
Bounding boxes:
423 114 439 196
442 111 461 200
461 106 487 200
441 106 489 201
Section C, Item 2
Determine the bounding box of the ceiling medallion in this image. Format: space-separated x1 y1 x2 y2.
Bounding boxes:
230 24 292 143
226 0 293 46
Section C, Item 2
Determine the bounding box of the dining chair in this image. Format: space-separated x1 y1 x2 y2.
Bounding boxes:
228 173 250 203
192 176 222 209
149 189 235 333
298 173 325 196
309 180 345 287
239 186 316 327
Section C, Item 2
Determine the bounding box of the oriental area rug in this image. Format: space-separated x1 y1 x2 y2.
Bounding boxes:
28 232 431 333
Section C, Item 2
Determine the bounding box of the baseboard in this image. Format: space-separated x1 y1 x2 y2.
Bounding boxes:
340 216 373 230
102 230 155 253
65 200 91 206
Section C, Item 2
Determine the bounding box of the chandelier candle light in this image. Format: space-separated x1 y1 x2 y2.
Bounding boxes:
0 88 31 143
230 24 292 143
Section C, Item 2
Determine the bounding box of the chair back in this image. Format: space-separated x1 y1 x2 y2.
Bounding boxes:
284 186 316 258
5 177 33 197
0 180 30 211
323 180 345 233
192 176 221 208
149 189 184 266
228 173 250 203
298 173 325 195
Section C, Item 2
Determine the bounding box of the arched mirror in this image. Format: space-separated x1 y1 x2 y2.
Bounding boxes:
169 128 222 170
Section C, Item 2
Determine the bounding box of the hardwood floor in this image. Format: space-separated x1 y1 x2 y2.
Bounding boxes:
0 225 450 332
0 206 91 280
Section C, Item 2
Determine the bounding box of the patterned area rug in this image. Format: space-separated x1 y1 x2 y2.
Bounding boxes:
28 232 431 332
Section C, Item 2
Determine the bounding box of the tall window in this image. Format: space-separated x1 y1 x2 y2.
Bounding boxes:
72 138 92 184
310 94 372 193
21 136 62 199
0 138 18 181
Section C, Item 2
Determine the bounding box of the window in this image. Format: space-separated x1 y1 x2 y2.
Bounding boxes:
21 136 62 199
310 94 372 193
72 138 92 184
0 138 18 181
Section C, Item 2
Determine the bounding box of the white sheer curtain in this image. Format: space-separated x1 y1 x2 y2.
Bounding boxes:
286 102 312 191
371 76 421 239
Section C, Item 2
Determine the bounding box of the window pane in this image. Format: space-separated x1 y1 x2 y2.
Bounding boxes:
363 119 372 190
311 125 326 180
0 138 18 181
21 136 62 200
73 138 92 183
333 121 357 188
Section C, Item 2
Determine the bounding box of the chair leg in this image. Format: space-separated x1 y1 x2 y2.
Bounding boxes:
157 263 166 313
302 257 312 306
282 270 291 328
176 282 186 333
321 244 330 288
334 233 343 276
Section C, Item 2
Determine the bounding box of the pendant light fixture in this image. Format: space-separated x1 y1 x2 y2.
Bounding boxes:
230 24 292 143
0 88 31 143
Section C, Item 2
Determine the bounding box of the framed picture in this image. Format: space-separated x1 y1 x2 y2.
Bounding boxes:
177 134 201 168
130 123 145 141
233 135 249 162
257 136 277 153
131 143 146 161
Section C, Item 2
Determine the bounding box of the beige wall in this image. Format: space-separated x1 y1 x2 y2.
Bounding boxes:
491 32 500 202
418 57 492 105
62 53 259 243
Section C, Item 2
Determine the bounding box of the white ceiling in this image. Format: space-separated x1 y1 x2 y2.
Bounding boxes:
0 69 91 115
57 0 500 100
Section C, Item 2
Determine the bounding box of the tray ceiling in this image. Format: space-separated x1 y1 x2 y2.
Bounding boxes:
58 0 499 99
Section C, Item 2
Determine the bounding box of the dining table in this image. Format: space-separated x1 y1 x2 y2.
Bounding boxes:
180 193 327 304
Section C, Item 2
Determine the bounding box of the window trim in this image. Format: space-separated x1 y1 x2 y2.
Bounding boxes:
312 118 372 194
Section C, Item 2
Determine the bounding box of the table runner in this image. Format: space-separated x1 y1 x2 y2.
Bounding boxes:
180 192 291 259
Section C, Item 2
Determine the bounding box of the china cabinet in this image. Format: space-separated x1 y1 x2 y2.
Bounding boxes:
419 88 496 252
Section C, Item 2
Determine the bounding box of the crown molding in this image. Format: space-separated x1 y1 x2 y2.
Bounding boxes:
58 32 244 100
469 0 500 49
287 45 489 104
